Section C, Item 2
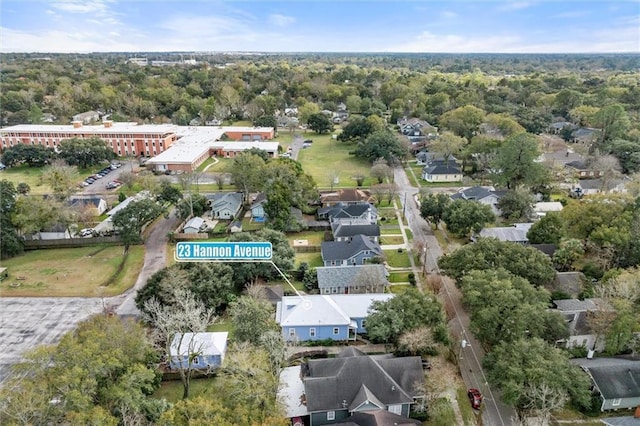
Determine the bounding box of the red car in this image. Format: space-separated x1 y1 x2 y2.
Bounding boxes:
467 388 483 410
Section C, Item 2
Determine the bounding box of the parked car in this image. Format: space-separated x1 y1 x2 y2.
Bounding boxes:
85 178 95 184
79 228 94 237
467 388 483 410
304 139 313 144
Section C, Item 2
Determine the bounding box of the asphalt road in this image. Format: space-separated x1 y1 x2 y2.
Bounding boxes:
394 166 516 426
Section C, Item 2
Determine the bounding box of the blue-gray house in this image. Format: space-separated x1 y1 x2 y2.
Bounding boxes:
276 294 393 342
321 234 383 266
169 332 228 370
278 347 424 426
250 192 267 221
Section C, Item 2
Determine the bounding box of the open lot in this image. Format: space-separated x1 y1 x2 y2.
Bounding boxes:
0 246 144 297
0 297 104 383
0 165 53 194
296 132 376 189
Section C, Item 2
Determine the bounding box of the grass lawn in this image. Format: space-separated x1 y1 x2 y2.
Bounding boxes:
404 164 423 187
0 245 144 297
295 252 323 268
388 272 411 283
405 228 413 240
456 387 479 425
152 377 219 403
296 132 376 188
0 165 52 194
287 230 325 245
389 284 411 294
241 217 265 231
384 249 412 268
199 157 231 173
208 319 235 339
380 225 402 235
380 235 404 245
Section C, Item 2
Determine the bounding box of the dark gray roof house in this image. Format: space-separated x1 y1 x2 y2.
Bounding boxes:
548 272 588 298
421 164 463 183
278 347 424 425
331 222 381 242
321 235 383 266
572 127 599 143
583 361 640 411
316 264 389 295
318 202 377 224
551 298 607 352
208 192 243 219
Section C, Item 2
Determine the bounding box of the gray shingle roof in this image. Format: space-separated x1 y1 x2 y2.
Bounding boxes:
303 348 423 412
210 192 243 212
588 364 640 399
316 265 389 290
332 223 381 238
321 235 382 262
450 186 497 201
424 164 462 175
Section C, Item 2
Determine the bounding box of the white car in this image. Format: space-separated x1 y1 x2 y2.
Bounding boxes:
79 228 94 237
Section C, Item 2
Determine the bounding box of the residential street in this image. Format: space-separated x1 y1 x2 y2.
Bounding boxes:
394 166 516 426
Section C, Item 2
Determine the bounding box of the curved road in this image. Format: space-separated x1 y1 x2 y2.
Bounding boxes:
113 208 182 317
394 166 516 426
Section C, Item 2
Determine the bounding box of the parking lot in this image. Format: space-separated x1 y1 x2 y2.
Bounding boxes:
0 297 104 383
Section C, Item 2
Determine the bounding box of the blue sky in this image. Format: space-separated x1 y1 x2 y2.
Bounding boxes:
1 1 638 53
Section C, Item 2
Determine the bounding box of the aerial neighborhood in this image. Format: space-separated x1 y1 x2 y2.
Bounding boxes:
0 50 639 426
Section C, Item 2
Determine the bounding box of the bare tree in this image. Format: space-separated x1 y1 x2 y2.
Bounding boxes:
371 158 392 184
521 382 568 425
327 170 340 191
397 326 437 356
588 154 622 192
142 288 216 399
351 266 388 293
213 173 228 190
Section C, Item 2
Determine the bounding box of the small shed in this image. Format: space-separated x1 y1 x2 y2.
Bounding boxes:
230 220 243 233
183 217 205 234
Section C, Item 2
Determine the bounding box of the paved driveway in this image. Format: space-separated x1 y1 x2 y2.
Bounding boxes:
0 297 104 383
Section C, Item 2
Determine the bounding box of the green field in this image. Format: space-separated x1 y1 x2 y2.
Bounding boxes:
152 378 219 403
0 163 113 195
0 245 144 297
295 251 323 268
380 235 404 245
296 132 376 189
287 230 326 245
384 249 412 268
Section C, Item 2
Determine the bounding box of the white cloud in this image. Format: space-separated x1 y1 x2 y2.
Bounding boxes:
268 13 295 27
390 31 523 53
441 11 458 19
496 2 532 12
50 0 110 15
551 11 589 19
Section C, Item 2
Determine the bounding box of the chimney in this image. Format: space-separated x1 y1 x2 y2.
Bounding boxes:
103 120 113 128
72 120 82 128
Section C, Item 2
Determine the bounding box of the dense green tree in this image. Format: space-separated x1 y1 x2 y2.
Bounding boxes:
136 262 235 314
429 132 465 166
264 180 293 231
229 288 279 345
253 114 277 129
441 199 495 238
0 315 163 425
177 193 208 219
609 139 640 174
484 338 592 411
156 179 183 205
0 180 23 259
419 192 451 228
58 137 114 168
227 228 295 287
307 112 333 134
1 144 53 167
491 132 549 189
439 237 555 286
593 103 630 144
496 189 535 221
337 116 375 142
365 288 448 345
225 151 267 201
526 212 565 244
41 161 80 201
439 105 486 141
460 269 568 349
355 130 409 164
112 198 163 252
16 182 30 195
